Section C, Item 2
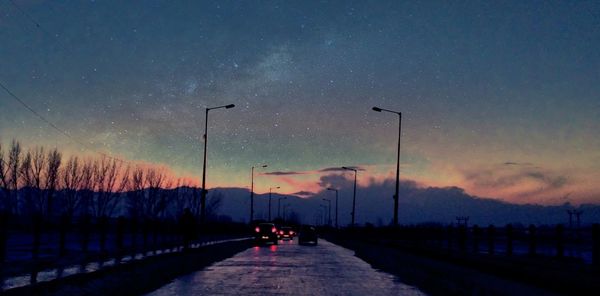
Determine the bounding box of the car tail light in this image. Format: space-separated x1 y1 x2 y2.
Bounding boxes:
290 231 294 235
255 227 260 233
272 227 277 233
280 230 284 235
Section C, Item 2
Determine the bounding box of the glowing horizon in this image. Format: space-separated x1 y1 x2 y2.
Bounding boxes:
1 1 599 206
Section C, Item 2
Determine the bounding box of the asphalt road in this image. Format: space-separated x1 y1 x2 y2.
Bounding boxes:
147 238 425 295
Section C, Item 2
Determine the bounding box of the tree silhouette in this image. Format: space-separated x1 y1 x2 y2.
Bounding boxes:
0 140 21 214
45 148 61 217
91 157 129 218
61 156 83 219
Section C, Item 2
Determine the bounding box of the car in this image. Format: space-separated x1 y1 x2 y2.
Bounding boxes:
254 223 278 245
298 225 318 245
278 226 294 240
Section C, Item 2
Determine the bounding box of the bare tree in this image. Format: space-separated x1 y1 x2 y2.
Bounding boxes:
0 140 22 215
45 148 62 217
172 178 187 218
170 182 201 219
0 142 10 212
127 166 146 219
117 165 131 216
19 150 34 215
8 140 21 215
160 178 174 220
78 158 95 217
30 147 46 214
143 168 166 219
206 191 223 221
91 157 129 217
61 156 83 219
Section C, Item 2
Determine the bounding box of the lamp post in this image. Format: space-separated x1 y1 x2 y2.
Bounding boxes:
320 205 327 226
372 106 402 227
268 186 280 221
327 188 339 228
278 196 287 219
200 103 235 223
322 198 332 226
250 164 268 223
283 204 291 222
342 166 358 226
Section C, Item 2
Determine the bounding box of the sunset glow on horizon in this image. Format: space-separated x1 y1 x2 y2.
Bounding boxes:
1 1 599 206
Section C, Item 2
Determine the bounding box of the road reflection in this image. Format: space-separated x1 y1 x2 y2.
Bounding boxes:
147 239 425 295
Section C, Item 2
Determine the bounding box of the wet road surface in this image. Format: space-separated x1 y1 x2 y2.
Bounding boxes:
147 238 425 295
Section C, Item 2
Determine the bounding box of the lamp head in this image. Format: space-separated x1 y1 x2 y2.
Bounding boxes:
372 106 382 112
225 104 235 109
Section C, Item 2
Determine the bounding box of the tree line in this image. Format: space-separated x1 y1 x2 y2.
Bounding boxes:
0 139 221 223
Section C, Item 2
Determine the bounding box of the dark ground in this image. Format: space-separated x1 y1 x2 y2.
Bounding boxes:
2 239 253 296
326 235 600 296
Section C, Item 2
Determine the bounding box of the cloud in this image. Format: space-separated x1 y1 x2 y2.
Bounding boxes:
201 176 600 226
318 173 354 190
465 167 568 191
293 191 315 197
319 166 365 172
460 163 572 204
263 171 305 176
503 161 533 166
525 172 567 189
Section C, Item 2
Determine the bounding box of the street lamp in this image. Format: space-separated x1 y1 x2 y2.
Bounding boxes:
250 164 268 223
326 187 338 228
283 204 291 222
322 198 332 226
268 186 280 221
278 196 287 219
200 103 235 223
320 204 327 226
372 106 402 227
342 166 358 226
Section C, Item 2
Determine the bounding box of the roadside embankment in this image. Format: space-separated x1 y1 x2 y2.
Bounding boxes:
3 239 253 296
326 235 599 296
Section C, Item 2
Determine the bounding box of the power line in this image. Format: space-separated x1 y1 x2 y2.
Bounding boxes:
0 80 132 165
8 0 42 29
3 0 171 166
7 0 72 54
6 0 198 145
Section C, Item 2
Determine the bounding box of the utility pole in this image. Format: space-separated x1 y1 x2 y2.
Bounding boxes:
342 167 358 226
456 216 469 227
278 196 287 219
200 104 235 223
327 188 339 228
268 186 279 221
250 164 267 223
372 106 402 227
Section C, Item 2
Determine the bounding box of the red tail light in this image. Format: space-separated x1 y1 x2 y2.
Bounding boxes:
279 230 284 235
272 227 277 233
290 231 294 235
255 227 260 233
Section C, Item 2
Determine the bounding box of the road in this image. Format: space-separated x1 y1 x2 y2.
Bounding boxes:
147 238 425 295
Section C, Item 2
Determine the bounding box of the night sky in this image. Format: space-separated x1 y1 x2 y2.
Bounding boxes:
1 1 599 205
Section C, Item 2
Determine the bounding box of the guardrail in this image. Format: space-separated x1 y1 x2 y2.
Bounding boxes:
1 236 251 291
0 214 251 291
321 223 600 267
